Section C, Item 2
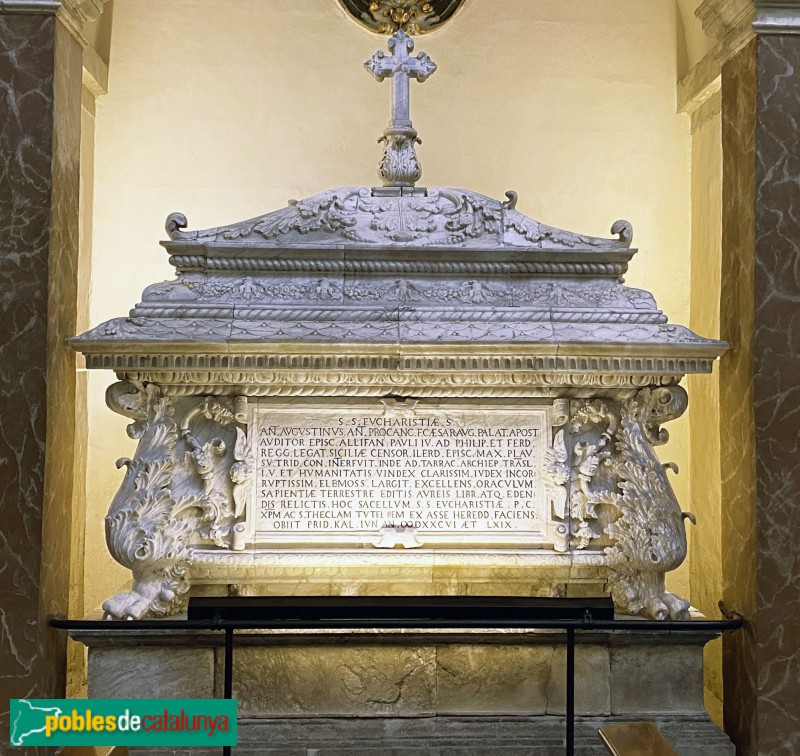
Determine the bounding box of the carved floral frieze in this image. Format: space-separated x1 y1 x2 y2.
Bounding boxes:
141 275 657 311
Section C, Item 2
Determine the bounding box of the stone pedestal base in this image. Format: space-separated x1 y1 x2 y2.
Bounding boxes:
132 716 732 755
72 622 733 753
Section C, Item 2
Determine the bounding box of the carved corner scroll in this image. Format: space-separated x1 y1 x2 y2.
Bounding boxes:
567 387 692 620
101 382 251 619
603 387 692 620
102 381 191 620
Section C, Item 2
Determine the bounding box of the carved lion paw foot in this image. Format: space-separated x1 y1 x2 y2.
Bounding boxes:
645 591 690 621
663 591 691 620
102 590 155 620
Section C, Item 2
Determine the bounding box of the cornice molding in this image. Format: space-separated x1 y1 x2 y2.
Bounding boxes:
0 0 112 53
55 0 112 97
754 0 800 33
697 0 753 39
0 1 60 13
678 48 721 115
696 0 800 52
82 42 108 95
56 0 110 49
682 0 800 111
0 0 111 94
0 1 112 59
696 0 756 59
60 0 104 24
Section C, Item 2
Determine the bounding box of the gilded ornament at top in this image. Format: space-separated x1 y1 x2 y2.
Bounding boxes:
338 0 466 34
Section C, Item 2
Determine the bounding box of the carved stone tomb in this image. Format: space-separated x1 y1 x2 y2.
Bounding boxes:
70 26 733 753
74 184 724 622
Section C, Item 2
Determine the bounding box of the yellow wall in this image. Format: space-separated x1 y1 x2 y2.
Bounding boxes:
86 0 699 611
687 99 724 720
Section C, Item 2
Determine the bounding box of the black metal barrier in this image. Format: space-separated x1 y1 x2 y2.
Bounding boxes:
51 596 742 756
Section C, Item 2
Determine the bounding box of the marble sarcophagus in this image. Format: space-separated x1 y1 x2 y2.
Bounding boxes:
72 180 726 622
68 25 735 752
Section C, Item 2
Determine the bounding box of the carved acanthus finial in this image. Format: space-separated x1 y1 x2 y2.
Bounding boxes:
365 29 437 187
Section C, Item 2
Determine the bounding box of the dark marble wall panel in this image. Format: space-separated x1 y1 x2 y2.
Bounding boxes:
720 39 758 756
41 14 84 686
0 11 60 749
754 34 800 756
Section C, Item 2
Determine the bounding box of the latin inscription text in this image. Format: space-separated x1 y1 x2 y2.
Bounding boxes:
252 406 548 539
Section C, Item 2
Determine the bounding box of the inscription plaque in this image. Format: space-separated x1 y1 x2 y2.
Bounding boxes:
250 400 552 547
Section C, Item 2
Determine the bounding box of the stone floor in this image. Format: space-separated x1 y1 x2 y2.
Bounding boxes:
134 715 734 755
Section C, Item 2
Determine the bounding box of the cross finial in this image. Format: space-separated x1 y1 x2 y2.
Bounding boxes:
365 29 437 188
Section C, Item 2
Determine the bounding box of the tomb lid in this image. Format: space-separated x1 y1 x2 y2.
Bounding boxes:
70 28 727 388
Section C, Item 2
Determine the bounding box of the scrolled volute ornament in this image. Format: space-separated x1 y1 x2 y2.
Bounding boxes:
603 386 693 620
101 386 252 618
165 212 189 240
102 382 193 620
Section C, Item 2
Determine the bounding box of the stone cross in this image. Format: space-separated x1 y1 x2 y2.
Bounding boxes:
364 29 437 188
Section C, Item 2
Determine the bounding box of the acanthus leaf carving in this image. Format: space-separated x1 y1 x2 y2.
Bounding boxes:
505 211 631 250
344 277 510 305
600 387 691 620
563 390 692 619
164 187 632 250
106 380 157 439
183 276 343 303
378 129 423 189
567 400 616 549
102 384 255 618
102 382 192 620
98 383 695 620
